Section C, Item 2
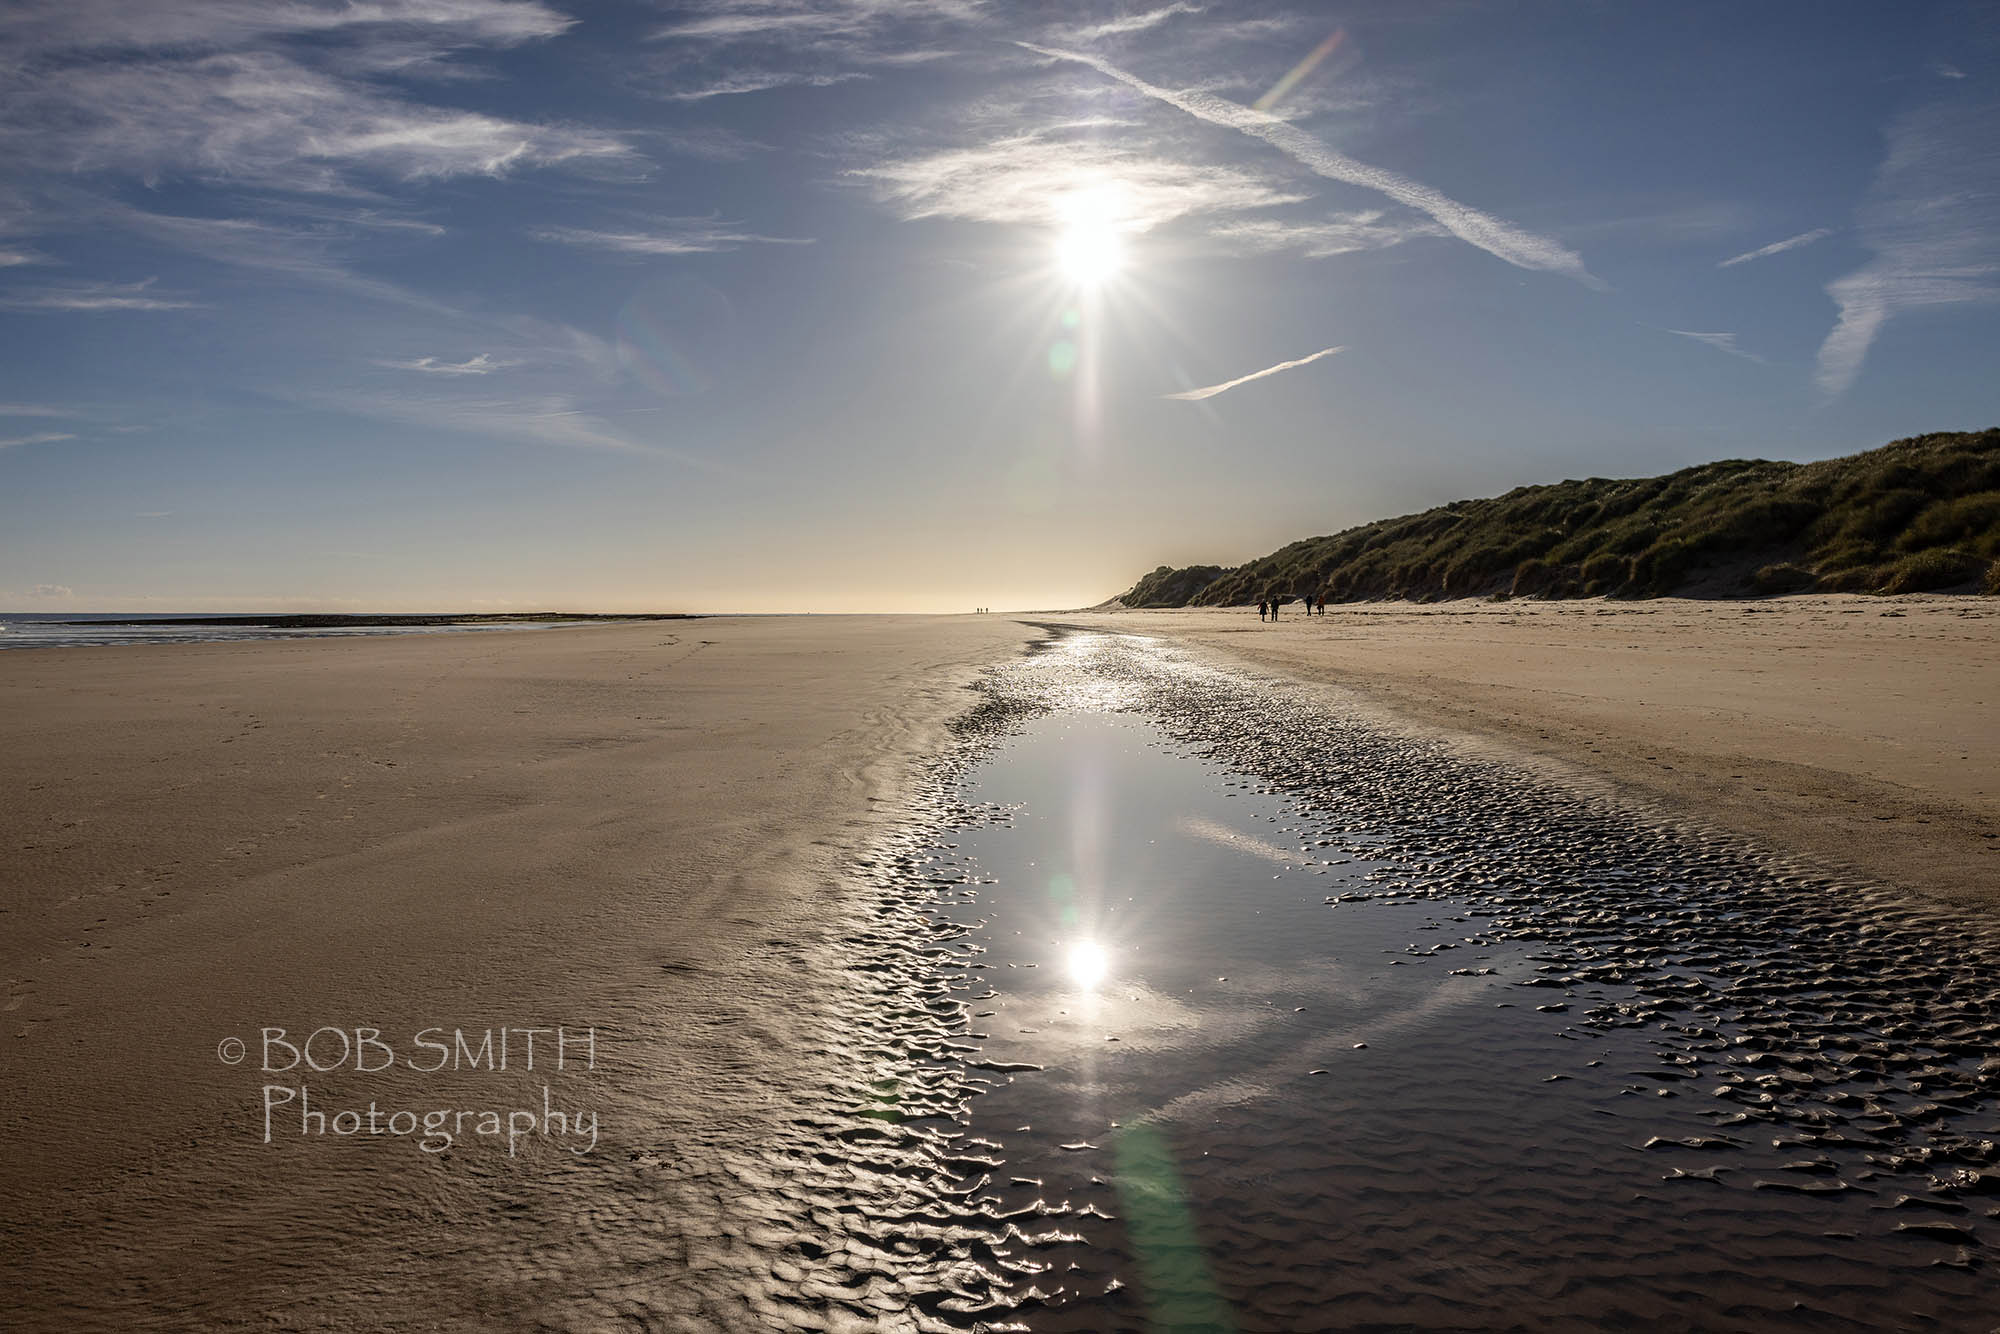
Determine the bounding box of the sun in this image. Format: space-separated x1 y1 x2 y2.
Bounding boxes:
1054 188 1127 287
1057 218 1124 285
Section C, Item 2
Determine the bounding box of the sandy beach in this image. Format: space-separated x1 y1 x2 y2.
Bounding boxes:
0 615 1035 1330
4 600 1996 1328
1064 596 2000 907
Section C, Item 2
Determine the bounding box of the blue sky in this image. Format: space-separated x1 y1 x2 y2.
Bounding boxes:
1 1 1994 612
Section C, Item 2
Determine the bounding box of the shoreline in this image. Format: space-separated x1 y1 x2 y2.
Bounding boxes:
5 612 700 627
1059 596 1999 909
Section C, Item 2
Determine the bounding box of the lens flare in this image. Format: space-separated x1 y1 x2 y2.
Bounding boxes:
615 275 737 398
1254 28 1347 112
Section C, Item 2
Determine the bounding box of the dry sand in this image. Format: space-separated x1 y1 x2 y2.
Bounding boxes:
0 615 1034 1330
1060 595 2000 907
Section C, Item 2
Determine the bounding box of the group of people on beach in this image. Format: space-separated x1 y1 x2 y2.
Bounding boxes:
1257 594 1326 621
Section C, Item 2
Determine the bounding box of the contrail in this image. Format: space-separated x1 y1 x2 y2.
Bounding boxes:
1165 345 1344 400
1018 42 1602 289
1663 329 1765 363
1718 227 1831 268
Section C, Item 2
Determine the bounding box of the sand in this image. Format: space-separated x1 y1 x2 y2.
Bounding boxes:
5 598 1994 1327
0 615 1035 1330
1061 595 2000 906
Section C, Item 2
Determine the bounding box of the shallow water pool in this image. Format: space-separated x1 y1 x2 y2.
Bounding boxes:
926 673 1997 1332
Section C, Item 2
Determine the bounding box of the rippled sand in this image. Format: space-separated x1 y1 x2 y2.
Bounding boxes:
500 627 2000 1330
908 632 2000 1329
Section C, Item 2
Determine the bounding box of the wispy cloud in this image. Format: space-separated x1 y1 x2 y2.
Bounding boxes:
292 386 733 473
29 584 73 598
0 247 44 267
1563 201 1752 244
0 403 75 417
646 0 976 100
1165 345 1344 400
374 354 515 375
1017 42 1602 288
1049 3 1203 44
1208 210 1442 258
98 206 458 315
650 0 982 46
492 315 622 380
0 432 77 449
1717 227 1832 268
532 223 815 254
660 70 871 100
0 277 201 311
260 203 449 238
1817 95 2000 395
655 11 867 42
640 127 778 160
0 0 574 51
856 129 1305 235
3 52 637 190
1663 329 1766 363
0 3 632 201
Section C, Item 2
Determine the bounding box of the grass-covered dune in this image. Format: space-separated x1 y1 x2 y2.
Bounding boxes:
1120 429 2000 606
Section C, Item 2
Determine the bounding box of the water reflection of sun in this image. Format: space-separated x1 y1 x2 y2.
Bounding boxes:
1067 939 1109 988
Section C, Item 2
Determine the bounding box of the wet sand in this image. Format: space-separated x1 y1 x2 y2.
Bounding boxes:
0 615 1035 1331
1062 597 2000 907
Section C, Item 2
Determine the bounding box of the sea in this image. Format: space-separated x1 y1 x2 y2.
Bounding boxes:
0 613 583 650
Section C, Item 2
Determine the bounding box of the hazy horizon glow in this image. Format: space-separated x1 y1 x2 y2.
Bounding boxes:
2 2 1995 614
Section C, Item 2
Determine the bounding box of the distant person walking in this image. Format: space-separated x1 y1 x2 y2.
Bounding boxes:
1269 595 1280 621
1257 598 1268 621
1316 593 1327 615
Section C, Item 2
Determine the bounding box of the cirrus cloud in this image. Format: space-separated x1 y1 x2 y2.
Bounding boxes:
0 277 203 311
1017 42 1603 289
1817 95 2000 395
531 222 815 254
855 127 1306 236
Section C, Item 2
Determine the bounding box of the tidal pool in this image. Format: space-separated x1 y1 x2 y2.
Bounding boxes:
913 632 2000 1332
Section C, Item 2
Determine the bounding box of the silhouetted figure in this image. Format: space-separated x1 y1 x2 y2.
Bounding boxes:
1317 593 1327 615
1257 599 1267 621
1270 595 1280 620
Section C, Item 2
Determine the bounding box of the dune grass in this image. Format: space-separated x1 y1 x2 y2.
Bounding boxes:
1118 429 2000 606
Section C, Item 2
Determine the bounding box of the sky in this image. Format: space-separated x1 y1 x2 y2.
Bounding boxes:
1 1 1995 613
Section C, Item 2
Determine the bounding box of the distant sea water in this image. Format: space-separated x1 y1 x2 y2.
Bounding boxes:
0 613 586 651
